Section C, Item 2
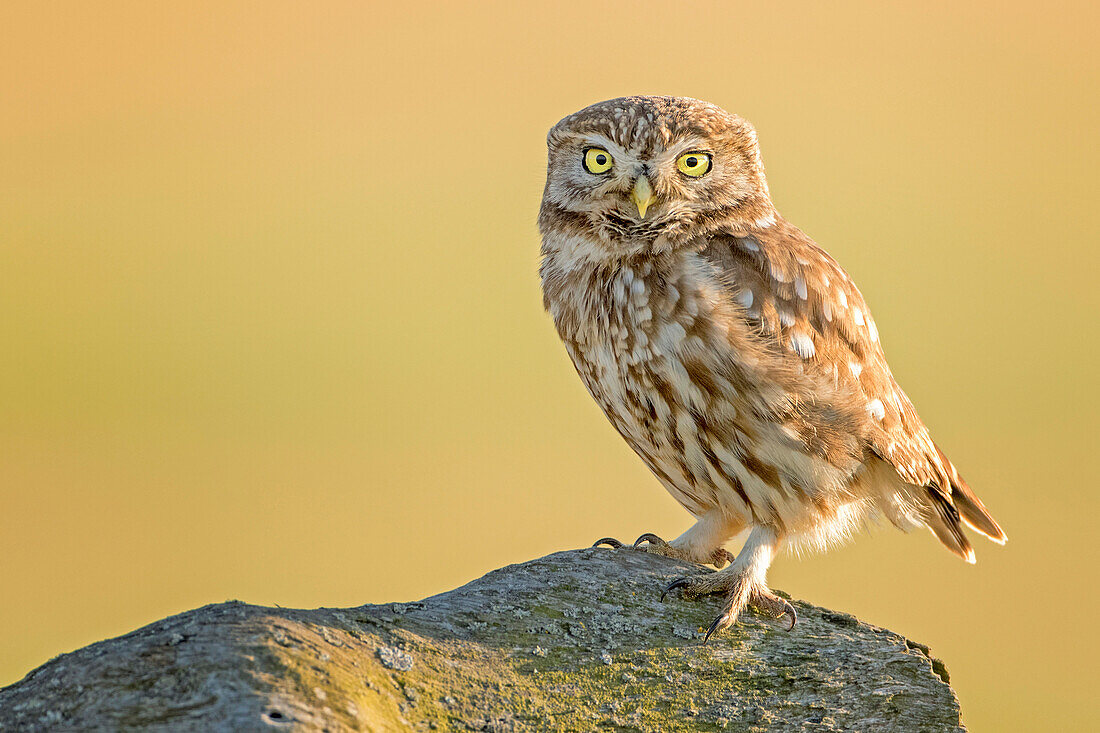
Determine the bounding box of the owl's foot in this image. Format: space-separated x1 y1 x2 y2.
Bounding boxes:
660 525 793 641
662 569 796 642
592 533 734 568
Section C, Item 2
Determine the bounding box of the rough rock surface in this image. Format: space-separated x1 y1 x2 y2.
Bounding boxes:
0 548 964 731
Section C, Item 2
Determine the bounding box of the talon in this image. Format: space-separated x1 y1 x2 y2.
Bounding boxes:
780 599 797 631
593 537 624 549
662 576 694 602
703 614 728 644
633 533 665 549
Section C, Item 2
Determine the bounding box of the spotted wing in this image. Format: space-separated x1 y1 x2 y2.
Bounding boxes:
699 218 1004 554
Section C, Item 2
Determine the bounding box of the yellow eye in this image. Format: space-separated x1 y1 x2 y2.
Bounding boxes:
677 151 712 177
583 147 614 174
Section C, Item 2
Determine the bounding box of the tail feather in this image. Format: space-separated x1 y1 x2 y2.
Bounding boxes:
934 444 1007 545
952 482 1007 544
925 489 976 564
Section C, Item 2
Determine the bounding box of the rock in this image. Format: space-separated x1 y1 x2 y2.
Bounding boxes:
0 548 965 731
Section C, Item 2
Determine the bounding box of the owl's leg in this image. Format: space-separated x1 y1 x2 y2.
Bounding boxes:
662 525 796 641
593 509 739 568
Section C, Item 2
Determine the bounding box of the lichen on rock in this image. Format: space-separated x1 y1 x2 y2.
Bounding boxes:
0 548 965 731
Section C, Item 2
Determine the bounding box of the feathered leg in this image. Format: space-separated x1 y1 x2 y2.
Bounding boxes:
663 525 796 641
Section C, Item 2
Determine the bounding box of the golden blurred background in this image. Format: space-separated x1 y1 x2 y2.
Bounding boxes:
1 1 1097 728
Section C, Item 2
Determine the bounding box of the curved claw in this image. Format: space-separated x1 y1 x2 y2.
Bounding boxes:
593 537 625 549
661 576 694 602
703 614 728 645
779 599 798 631
632 532 666 550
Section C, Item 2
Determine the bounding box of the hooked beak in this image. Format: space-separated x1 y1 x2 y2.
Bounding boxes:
630 175 657 219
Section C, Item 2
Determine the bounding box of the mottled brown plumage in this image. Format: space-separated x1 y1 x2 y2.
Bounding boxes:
539 96 1005 637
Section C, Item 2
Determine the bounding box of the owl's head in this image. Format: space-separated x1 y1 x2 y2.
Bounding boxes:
539 96 775 255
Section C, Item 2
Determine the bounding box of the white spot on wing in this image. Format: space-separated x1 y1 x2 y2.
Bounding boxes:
848 361 863 378
739 236 759 252
851 306 865 326
754 212 777 228
794 277 808 300
790 332 815 359
868 398 886 421
735 289 754 308
778 310 796 328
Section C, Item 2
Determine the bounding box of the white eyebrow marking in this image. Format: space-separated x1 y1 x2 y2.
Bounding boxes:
580 133 631 161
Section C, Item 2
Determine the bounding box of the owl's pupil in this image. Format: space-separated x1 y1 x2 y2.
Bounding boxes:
596 154 607 165
686 157 698 167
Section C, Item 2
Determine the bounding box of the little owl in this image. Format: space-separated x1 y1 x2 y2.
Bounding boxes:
538 96 1005 640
